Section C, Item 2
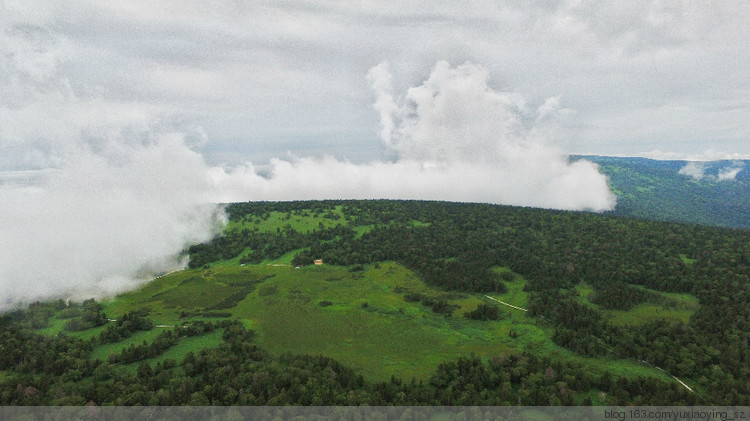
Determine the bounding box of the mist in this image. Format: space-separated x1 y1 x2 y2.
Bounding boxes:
1 56 615 310
0 136 229 310
678 161 745 181
215 62 616 210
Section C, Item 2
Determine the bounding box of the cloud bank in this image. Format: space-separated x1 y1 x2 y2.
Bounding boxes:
0 59 615 309
5 0 748 309
678 161 745 181
1 6 616 311
214 61 616 211
0 22 228 309
368 62 615 210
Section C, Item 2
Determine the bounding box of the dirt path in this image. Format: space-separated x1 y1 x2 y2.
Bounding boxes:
644 361 695 393
483 294 694 394
484 295 527 312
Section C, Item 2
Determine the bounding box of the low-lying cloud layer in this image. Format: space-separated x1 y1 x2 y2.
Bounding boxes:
1 140 227 309
5 1 749 309
679 161 745 181
0 14 617 310
215 62 617 210
365 61 616 210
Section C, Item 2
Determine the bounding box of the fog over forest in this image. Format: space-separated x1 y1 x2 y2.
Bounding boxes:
2 1 748 307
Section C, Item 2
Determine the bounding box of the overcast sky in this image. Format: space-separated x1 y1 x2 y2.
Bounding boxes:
1 1 749 307
3 0 749 168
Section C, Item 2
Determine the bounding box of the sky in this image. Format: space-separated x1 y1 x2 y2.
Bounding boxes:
1 1 749 307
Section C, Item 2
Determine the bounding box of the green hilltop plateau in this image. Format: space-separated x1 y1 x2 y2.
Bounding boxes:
2 199 749 405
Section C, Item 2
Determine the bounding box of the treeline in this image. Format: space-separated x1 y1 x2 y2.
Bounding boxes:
584 156 750 230
187 225 353 268
109 322 217 364
195 200 750 403
0 320 696 406
7 299 107 332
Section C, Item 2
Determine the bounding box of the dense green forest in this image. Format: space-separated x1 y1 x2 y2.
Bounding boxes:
584 156 750 229
1 200 749 405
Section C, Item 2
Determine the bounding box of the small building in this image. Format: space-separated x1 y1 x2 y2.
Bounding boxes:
314 259 324 265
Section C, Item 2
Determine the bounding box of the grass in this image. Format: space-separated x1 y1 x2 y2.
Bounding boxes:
24 256 687 388
228 262 510 380
120 329 225 373
226 207 347 234
90 328 166 361
34 314 111 340
492 267 529 309
606 303 696 326
89 260 682 384
33 317 70 336
679 254 697 265
575 282 698 327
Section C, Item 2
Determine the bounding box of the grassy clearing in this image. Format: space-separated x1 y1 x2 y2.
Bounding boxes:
492 267 529 309
34 313 110 340
575 282 698 327
30 258 681 385
119 329 225 373
264 248 306 265
101 265 267 325
66 324 110 341
607 303 695 326
33 317 70 336
679 254 697 265
226 208 347 234
182 262 509 381
575 283 595 304
353 225 374 239
89 329 166 361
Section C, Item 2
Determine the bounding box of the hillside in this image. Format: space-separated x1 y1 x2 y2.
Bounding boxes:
582 156 750 229
1 200 749 405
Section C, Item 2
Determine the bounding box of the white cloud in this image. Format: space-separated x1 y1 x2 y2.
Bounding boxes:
678 160 745 181
717 162 745 181
4 1 749 308
678 161 707 180
365 61 615 210
5 1 749 160
0 19 227 309
641 150 750 161
0 135 229 310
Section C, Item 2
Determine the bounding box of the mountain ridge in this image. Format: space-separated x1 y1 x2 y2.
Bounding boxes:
577 155 750 229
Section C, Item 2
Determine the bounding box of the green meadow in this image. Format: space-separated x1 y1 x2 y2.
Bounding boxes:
30 206 698 388
225 207 347 234
33 259 682 385
575 283 699 326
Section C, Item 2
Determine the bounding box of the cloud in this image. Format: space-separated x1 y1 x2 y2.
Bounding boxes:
213 61 616 212
678 161 707 180
0 0 743 310
0 137 229 310
0 55 615 309
366 62 399 150
0 23 227 310
678 160 745 181
364 61 616 210
717 162 744 181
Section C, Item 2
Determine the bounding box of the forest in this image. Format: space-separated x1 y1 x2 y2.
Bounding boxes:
1 199 749 405
586 156 750 229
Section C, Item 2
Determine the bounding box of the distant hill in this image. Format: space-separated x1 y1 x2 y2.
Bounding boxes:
580 156 750 229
